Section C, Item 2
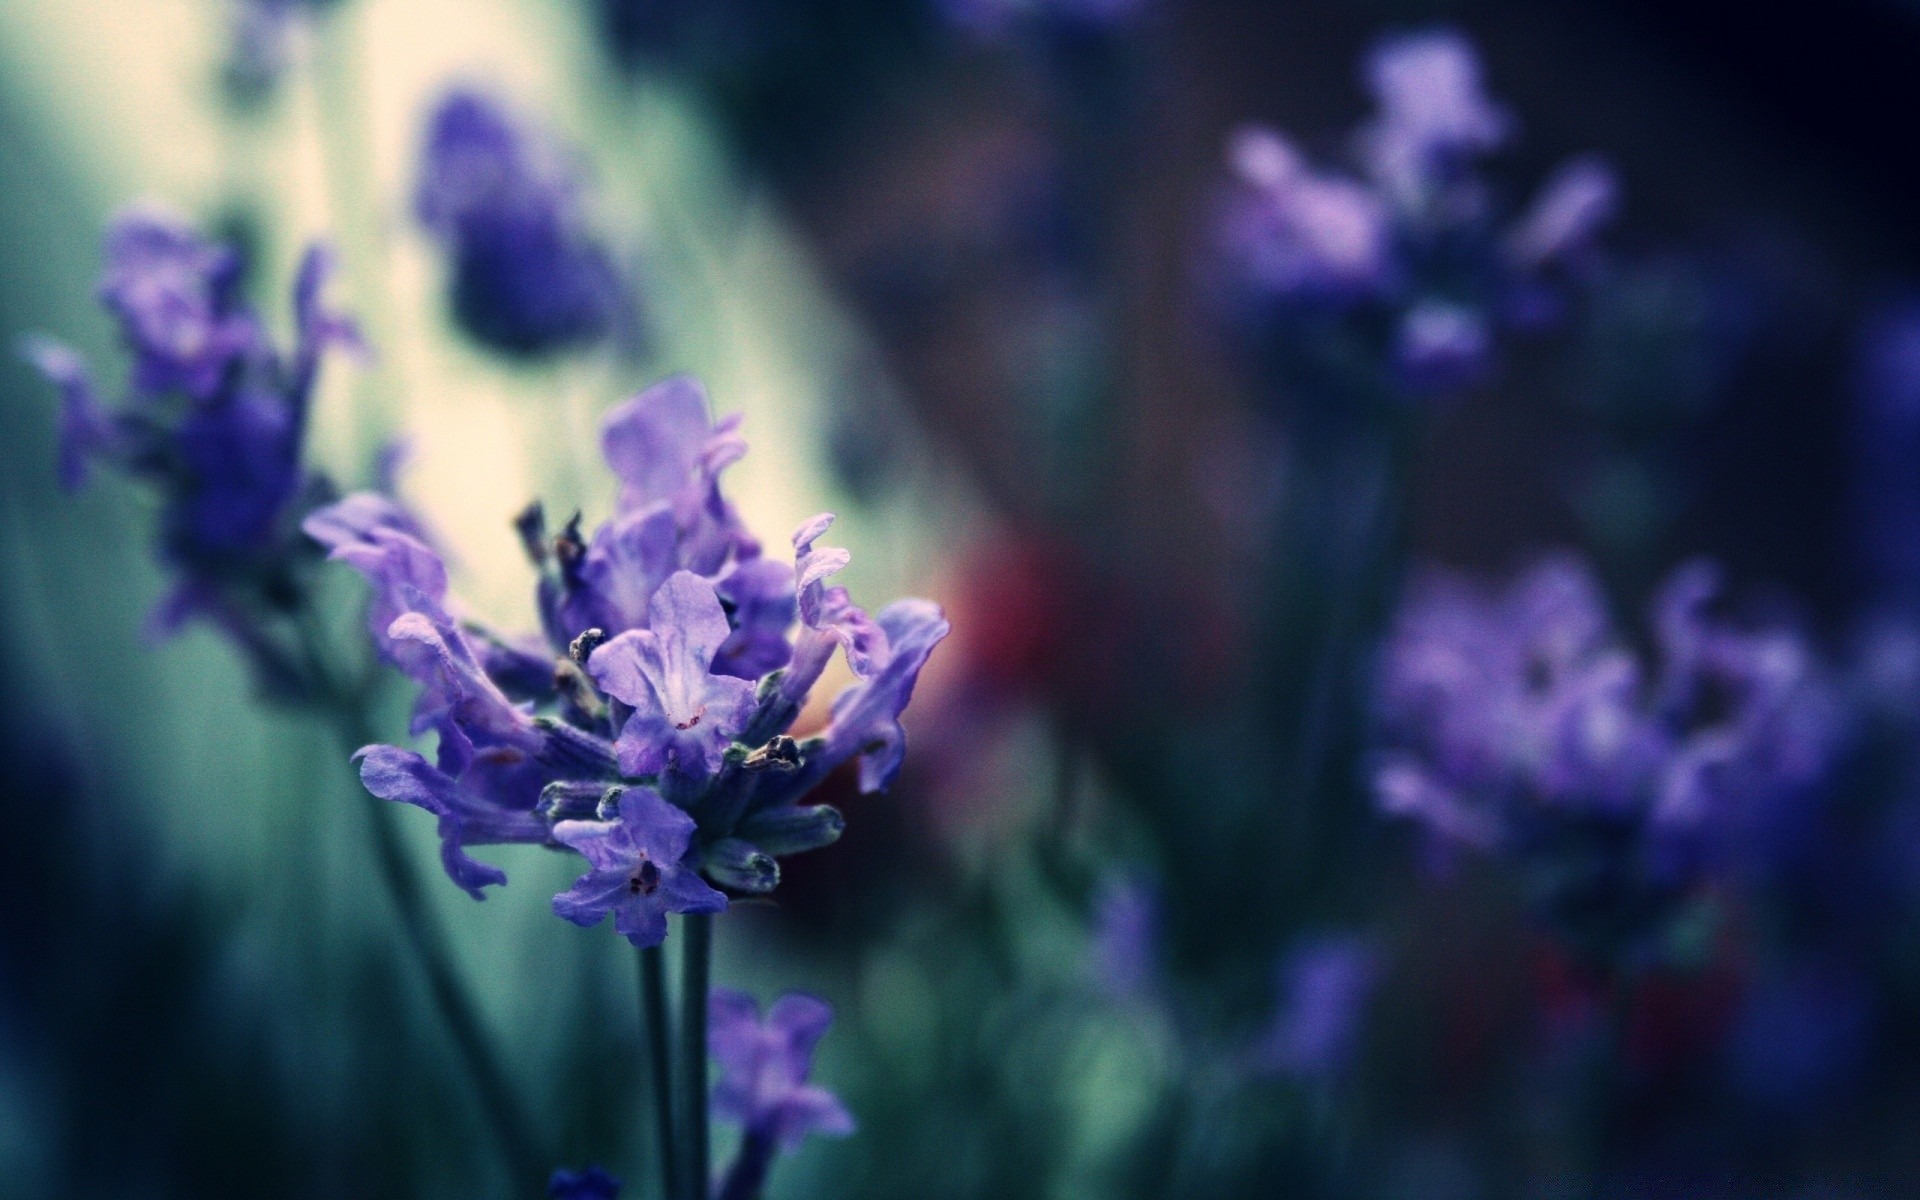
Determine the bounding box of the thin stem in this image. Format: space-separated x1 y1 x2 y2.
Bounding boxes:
298 615 544 1190
715 1128 775 1200
678 913 714 1200
640 944 681 1200
322 698 546 1191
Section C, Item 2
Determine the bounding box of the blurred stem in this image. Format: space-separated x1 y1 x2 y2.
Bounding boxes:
678 913 713 1200
715 1128 775 1200
310 6 402 473
640 944 682 1200
297 616 545 1191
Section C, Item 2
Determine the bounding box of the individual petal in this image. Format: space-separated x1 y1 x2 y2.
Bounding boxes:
713 556 797 680
609 898 671 948
566 504 678 636
1506 156 1617 271
822 599 951 792
601 375 715 512
766 993 835 1084
552 867 634 929
552 815 638 874
614 786 697 868
355 744 511 899
771 1085 856 1148
653 868 727 916
19 336 114 490
708 988 766 1078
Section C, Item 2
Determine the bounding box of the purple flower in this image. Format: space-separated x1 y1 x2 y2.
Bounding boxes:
415 87 630 356
547 1166 621 1200
97 209 259 401
1252 935 1379 1079
588 572 757 780
710 989 853 1155
318 370 944 935
1210 31 1615 406
818 599 952 793
1220 127 1393 306
356 743 548 900
1359 29 1510 207
1374 554 1839 960
24 210 359 688
551 786 725 946
1506 156 1618 271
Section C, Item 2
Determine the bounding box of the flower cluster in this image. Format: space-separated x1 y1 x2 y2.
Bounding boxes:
709 989 854 1200
23 208 362 692
1373 555 1840 962
1214 29 1616 401
414 88 632 358
309 375 948 942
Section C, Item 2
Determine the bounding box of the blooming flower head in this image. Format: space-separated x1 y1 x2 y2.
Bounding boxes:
1374 554 1839 963
309 374 948 944
1213 30 1615 405
415 87 632 356
24 207 360 693
710 989 855 1148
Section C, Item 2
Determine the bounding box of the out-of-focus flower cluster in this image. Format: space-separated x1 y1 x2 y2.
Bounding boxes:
1215 29 1616 402
23 209 362 695
1374 554 1840 964
414 88 634 358
310 375 948 944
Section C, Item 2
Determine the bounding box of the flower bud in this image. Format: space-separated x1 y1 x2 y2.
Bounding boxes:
736 804 845 857
704 837 780 893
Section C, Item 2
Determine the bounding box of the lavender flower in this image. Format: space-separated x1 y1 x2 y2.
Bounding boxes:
1374 555 1839 963
310 375 948 944
1214 29 1615 404
414 88 631 357
23 208 360 695
552 787 726 944
1252 935 1379 1079
548 1165 622 1200
709 989 854 1200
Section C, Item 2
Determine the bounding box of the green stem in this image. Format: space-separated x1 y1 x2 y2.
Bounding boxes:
322 699 546 1191
297 615 544 1190
678 913 713 1200
641 944 682 1200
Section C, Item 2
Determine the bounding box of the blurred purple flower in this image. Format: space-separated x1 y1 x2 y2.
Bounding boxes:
23 209 360 691
709 989 854 1200
415 87 631 357
1252 935 1379 1079
548 1166 621 1200
1211 31 1616 405
1374 554 1840 959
